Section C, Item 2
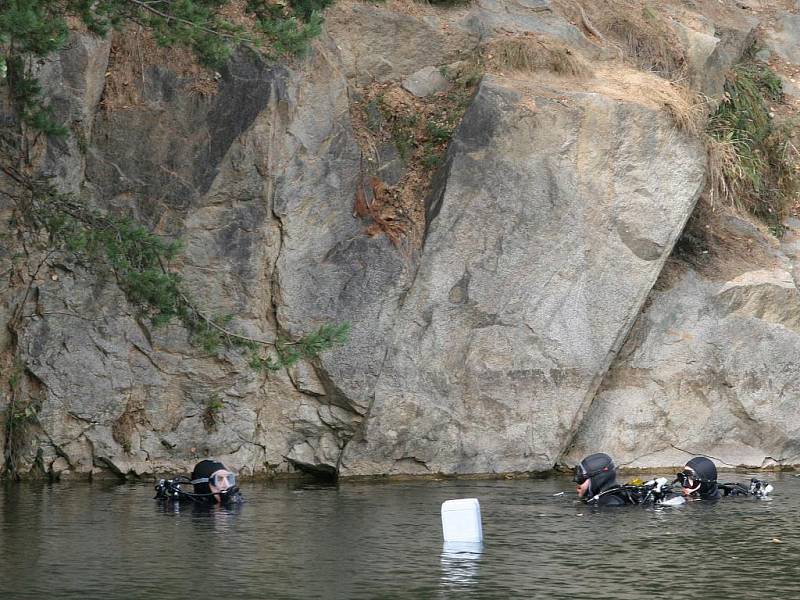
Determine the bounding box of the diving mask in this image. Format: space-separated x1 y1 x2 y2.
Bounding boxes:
573 463 612 485
192 470 237 489
675 470 695 487
573 465 588 484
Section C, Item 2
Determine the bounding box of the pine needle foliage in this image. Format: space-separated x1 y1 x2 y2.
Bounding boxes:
10 176 349 369
706 60 799 232
0 0 332 135
0 0 348 368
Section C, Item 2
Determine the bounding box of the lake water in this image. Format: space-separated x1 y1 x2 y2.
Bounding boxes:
1 474 796 599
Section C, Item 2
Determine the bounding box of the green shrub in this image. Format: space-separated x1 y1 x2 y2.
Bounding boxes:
15 180 349 368
1 0 332 135
707 61 798 232
202 395 225 431
3 362 39 476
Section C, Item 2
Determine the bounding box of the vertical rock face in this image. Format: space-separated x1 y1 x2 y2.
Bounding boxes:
37 33 112 194
267 45 419 466
1 0 792 480
564 217 800 469
340 75 706 476
3 31 413 479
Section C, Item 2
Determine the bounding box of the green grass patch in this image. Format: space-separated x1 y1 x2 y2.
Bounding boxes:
707 61 798 233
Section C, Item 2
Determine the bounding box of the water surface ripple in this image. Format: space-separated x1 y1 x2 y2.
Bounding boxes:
2 475 796 599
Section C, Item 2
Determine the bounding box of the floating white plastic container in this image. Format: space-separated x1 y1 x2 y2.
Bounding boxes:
441 498 483 543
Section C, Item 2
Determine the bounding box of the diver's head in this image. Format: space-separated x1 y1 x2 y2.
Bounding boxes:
574 453 617 497
191 460 238 503
677 457 717 497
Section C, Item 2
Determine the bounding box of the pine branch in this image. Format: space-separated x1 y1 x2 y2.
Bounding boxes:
123 0 243 42
3 172 349 368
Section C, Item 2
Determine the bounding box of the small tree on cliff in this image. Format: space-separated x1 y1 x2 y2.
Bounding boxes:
0 0 331 135
0 0 347 372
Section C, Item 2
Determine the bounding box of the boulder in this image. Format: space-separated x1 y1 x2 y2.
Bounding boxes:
324 3 477 83
564 217 800 469
564 272 800 469
781 74 800 100
458 0 590 48
674 15 757 97
763 14 800 65
402 66 450 97
341 73 706 477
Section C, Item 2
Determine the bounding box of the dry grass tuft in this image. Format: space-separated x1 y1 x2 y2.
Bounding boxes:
567 66 708 135
353 175 407 246
657 85 709 137
705 135 742 207
349 65 480 249
102 26 219 110
553 0 686 80
487 34 591 78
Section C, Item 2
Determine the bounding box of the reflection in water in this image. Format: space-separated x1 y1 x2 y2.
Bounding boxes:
440 541 483 592
154 497 243 520
2 475 798 599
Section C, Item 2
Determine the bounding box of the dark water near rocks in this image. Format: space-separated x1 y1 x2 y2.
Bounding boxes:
1 474 797 599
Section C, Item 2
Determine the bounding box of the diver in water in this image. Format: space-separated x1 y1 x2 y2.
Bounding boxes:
154 459 243 505
675 456 720 500
573 453 772 507
574 453 683 507
190 460 241 504
574 453 638 506
675 456 773 499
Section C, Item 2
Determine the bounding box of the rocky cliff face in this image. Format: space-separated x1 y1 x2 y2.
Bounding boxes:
564 214 800 470
341 73 706 476
2 0 799 480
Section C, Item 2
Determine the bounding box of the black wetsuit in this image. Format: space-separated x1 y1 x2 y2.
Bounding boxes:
588 485 640 506
718 482 752 497
577 453 639 507
588 483 681 506
691 483 720 500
